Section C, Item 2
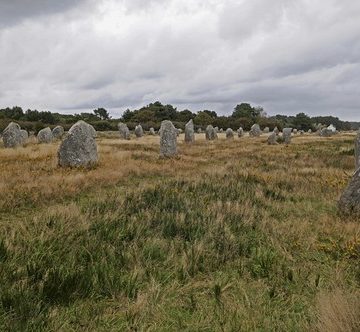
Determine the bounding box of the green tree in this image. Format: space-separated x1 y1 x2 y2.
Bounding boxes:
232 103 260 119
93 108 110 120
194 111 214 126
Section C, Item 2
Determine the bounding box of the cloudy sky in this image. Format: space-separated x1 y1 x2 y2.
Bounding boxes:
0 0 359 120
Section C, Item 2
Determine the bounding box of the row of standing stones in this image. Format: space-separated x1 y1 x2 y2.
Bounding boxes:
1 120 359 216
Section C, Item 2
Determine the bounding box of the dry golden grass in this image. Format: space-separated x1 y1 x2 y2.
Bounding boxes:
0 131 359 331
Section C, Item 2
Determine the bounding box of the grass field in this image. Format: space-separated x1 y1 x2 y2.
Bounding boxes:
0 132 359 331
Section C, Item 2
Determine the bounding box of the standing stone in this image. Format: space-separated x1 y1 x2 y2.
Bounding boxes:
338 168 360 216
160 120 177 158
135 125 144 138
225 128 234 139
197 128 202 134
273 127 280 135
214 127 219 134
52 126 65 140
2 122 23 148
299 130 305 135
118 122 130 140
282 128 292 144
355 130 360 170
37 127 53 143
58 120 98 168
267 131 278 145
308 129 312 133
249 124 261 137
185 119 195 144
149 127 156 135
293 129 298 135
176 129 182 137
205 125 217 140
263 127 270 133
219 128 224 133
20 129 29 142
237 127 244 137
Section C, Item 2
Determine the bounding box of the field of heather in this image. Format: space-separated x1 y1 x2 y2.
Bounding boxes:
0 132 359 331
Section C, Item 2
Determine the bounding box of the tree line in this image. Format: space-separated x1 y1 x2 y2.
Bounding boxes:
0 102 357 133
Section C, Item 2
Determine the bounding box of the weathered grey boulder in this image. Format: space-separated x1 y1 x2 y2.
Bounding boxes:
214 127 219 134
249 124 261 137
338 168 360 216
308 129 312 133
299 130 305 135
355 130 360 170
226 128 234 139
52 126 65 139
197 128 202 134
273 127 280 135
263 127 270 133
58 120 98 168
2 122 23 148
20 129 28 142
293 129 298 135
237 127 244 137
219 128 224 133
149 127 156 135
185 119 195 143
267 131 278 145
205 125 217 140
135 125 144 138
118 122 130 140
37 127 53 143
160 120 177 158
282 128 292 144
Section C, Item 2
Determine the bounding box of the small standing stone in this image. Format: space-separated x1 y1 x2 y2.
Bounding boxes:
273 127 280 135
249 124 261 137
52 126 65 139
338 168 360 216
20 129 29 142
263 127 270 133
118 122 130 140
185 119 195 144
197 128 202 134
135 125 144 138
219 128 224 133
58 120 98 168
226 128 234 139
237 127 244 137
149 128 156 135
282 128 292 144
214 127 219 134
2 122 24 148
160 120 177 158
293 129 298 135
37 127 53 143
308 129 312 133
205 125 217 140
267 131 278 145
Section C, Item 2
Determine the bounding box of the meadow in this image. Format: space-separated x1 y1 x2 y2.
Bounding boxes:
0 132 359 331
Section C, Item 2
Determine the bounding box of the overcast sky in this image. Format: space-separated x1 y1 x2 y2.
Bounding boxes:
0 0 359 120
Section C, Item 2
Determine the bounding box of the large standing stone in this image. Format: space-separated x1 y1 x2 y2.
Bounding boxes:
249 124 261 137
20 129 29 142
338 168 360 216
237 127 244 137
118 122 130 140
282 128 292 144
185 119 195 143
226 128 234 139
205 125 217 140
2 122 23 148
355 130 360 170
37 127 53 143
52 126 65 140
149 127 156 135
160 120 177 158
267 131 278 145
135 125 144 138
58 120 98 168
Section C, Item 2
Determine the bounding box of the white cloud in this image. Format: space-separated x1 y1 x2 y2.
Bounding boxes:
0 0 359 120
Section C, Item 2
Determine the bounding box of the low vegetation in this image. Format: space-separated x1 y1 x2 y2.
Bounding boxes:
0 133 359 331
